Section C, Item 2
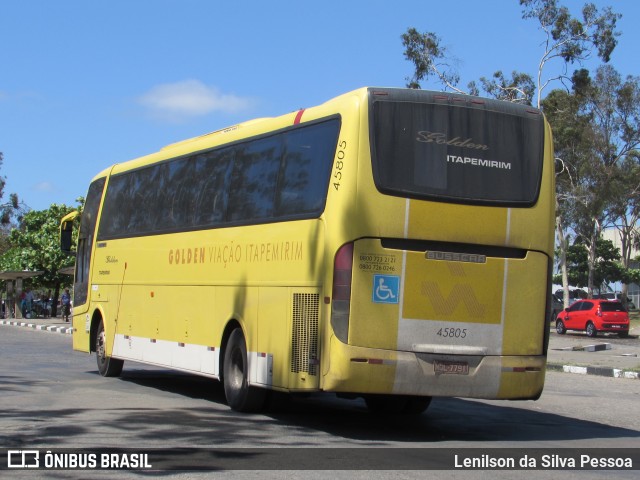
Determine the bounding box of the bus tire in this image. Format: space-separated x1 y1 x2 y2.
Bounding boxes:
96 319 123 377
223 328 266 412
364 394 408 414
402 396 432 414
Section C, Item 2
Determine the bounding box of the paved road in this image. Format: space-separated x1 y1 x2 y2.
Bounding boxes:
1 324 639 479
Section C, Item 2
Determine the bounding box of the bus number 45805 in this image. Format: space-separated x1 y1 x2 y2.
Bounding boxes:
436 328 468 338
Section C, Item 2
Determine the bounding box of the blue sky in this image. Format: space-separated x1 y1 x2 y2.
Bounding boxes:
1 0 639 212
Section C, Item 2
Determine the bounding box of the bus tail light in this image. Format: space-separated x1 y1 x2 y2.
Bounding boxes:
331 242 353 343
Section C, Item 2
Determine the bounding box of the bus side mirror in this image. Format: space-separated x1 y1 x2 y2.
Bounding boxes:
61 220 74 255
60 212 79 255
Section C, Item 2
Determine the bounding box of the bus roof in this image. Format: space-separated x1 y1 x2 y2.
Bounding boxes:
89 86 542 184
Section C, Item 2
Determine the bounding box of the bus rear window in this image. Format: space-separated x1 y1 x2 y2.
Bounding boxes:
370 91 545 206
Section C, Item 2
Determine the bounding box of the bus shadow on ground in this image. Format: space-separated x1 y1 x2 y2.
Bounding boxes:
116 369 640 445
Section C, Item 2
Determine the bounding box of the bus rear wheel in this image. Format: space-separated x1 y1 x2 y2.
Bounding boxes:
223 328 266 412
95 319 123 377
403 396 432 414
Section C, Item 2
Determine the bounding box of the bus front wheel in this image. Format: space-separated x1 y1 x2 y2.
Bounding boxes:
223 328 266 412
95 319 123 377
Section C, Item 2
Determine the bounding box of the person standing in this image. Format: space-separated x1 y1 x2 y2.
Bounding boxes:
61 288 71 322
24 288 34 318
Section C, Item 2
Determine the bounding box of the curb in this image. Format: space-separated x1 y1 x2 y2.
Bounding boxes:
552 343 612 352
0 319 73 335
547 362 640 379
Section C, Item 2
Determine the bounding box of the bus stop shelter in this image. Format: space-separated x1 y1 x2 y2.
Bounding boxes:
0 270 43 319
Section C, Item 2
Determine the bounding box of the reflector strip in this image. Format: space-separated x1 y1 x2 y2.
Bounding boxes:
502 367 542 373
350 358 395 365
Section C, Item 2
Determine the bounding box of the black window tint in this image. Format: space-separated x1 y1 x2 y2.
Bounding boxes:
129 168 154 234
99 173 131 238
192 148 233 227
370 90 544 206
163 158 196 230
79 178 105 239
97 117 340 240
75 178 105 306
228 136 282 222
277 120 338 216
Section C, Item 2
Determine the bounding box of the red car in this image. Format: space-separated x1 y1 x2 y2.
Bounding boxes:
555 299 630 338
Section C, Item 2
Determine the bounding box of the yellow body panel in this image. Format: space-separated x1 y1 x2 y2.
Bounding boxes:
68 87 554 403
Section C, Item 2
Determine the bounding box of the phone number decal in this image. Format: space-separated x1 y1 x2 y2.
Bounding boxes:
359 253 397 273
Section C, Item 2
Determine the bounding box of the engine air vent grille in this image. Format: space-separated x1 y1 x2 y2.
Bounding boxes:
291 293 319 376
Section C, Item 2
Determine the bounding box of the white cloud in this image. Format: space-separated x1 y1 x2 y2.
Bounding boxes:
33 181 56 193
138 80 253 121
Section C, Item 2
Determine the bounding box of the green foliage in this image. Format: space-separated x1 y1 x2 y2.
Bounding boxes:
558 238 623 288
0 152 29 231
0 203 79 290
0 151 4 200
402 1 621 107
469 71 536 105
544 64 640 294
401 28 461 92
520 0 620 64
622 268 640 286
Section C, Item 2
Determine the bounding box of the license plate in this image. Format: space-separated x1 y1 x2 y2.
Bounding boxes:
434 360 469 375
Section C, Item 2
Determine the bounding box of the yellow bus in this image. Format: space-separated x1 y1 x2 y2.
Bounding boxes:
61 87 555 413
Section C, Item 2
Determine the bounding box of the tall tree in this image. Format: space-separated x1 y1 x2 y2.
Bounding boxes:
519 0 621 106
0 152 29 237
402 1 620 108
572 66 640 297
607 154 640 306
560 237 623 289
0 203 79 316
542 85 594 305
1 152 17 257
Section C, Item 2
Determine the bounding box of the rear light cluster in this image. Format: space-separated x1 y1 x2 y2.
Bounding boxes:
331 242 353 343
596 307 603 317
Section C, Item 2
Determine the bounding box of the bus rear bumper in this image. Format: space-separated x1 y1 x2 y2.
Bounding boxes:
323 336 546 400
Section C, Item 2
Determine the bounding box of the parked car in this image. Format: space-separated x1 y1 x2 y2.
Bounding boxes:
551 293 564 320
555 299 630 338
594 292 636 310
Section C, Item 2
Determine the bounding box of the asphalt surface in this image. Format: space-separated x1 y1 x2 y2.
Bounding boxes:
1 315 639 379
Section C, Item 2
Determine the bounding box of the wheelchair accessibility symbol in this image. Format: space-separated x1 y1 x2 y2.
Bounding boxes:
372 274 400 304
